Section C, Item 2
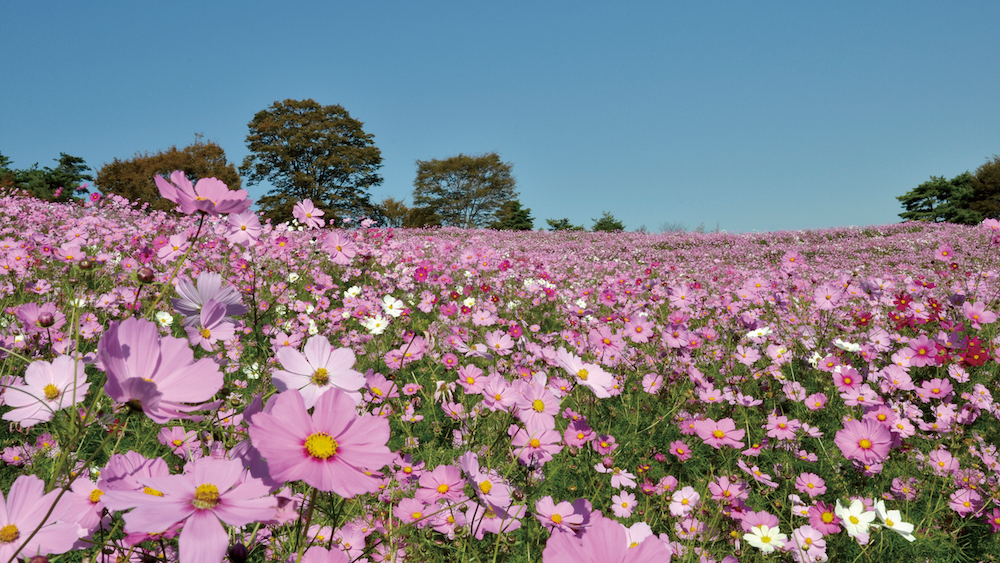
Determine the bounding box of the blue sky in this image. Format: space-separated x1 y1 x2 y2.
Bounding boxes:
3 1 999 233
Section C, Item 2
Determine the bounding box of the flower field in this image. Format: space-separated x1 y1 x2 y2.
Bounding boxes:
2 180 1000 563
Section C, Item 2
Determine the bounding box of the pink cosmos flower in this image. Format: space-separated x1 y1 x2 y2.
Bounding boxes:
808 501 841 535
0 474 82 562
950 489 981 517
323 231 358 265
555 347 613 398
669 440 692 461
15 302 66 334
415 464 467 505
541 512 671 563
2 354 90 427
693 417 746 449
155 170 252 216
669 486 700 517
172 271 247 328
963 301 997 329
98 318 223 424
225 210 262 246
611 491 636 518
511 425 564 467
103 458 275 563
248 388 394 496
535 496 587 533
301 546 350 563
293 199 326 229
834 419 893 465
184 300 236 352
272 335 365 408
795 473 827 498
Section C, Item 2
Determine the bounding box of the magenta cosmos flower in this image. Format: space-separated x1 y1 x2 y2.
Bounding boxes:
272 335 366 408
834 418 893 465
155 170 252 216
103 458 275 563
0 474 82 562
542 512 670 563
248 388 395 497
98 318 223 423
2 354 90 427
172 271 247 327
293 199 326 229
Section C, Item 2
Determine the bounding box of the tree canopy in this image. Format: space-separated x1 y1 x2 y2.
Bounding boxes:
412 153 517 229
96 136 241 212
0 151 93 202
545 218 584 231
591 211 625 232
490 199 534 230
897 155 1000 224
240 99 383 225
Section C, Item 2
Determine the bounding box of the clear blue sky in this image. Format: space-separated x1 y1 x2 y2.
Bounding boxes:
3 1 999 233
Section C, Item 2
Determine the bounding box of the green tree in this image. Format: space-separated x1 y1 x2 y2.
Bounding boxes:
545 217 584 231
591 211 625 232
412 153 517 228
969 156 1000 220
96 135 242 212
490 199 534 230
240 99 383 225
897 172 978 224
10 153 93 202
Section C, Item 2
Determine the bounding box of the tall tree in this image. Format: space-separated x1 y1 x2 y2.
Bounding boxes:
96 135 242 212
490 199 534 230
591 211 625 232
969 156 1000 220
240 99 383 225
897 172 979 224
412 153 517 228
545 218 584 231
10 153 93 202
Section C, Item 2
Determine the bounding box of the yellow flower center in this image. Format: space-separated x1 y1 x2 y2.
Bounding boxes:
312 368 330 386
479 481 493 494
372 387 383 396
821 512 834 523
530 438 541 448
200 328 211 339
0 524 18 543
849 515 859 524
89 489 105 503
193 483 220 509
304 432 338 460
466 376 475 384
577 369 589 381
760 535 771 544
43 383 60 400
859 439 872 449
886 518 895 526
437 484 450 494
411 511 422 519
144 486 164 497
532 399 545 412
712 430 725 439
551 513 562 524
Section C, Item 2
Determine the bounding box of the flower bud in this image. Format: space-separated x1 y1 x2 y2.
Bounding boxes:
37 312 55 328
137 267 155 284
78 258 93 270
227 543 249 563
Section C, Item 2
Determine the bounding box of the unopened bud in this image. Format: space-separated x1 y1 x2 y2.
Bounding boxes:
78 258 93 270
227 543 249 563
37 312 55 328
137 267 155 284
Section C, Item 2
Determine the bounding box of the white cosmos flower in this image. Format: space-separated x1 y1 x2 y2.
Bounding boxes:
344 286 361 298
875 500 915 542
154 311 174 327
743 524 787 553
363 315 388 335
463 296 476 308
381 295 405 318
287 272 300 283
835 499 877 539
834 338 861 352
745 326 773 339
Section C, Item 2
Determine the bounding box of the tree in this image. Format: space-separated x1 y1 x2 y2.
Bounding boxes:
969 156 1000 220
545 218 584 231
96 136 242 212
377 197 410 228
897 172 979 224
6 153 93 202
490 199 534 230
412 153 517 228
591 211 625 232
240 99 383 225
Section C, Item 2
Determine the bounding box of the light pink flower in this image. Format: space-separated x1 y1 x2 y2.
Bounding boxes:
293 199 326 229
248 388 394 496
272 335 365 408
834 419 893 465
155 170 252 216
323 231 358 265
2 354 90 427
0 474 83 561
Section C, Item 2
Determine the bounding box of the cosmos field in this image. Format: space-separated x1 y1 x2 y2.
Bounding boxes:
2 182 1000 562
